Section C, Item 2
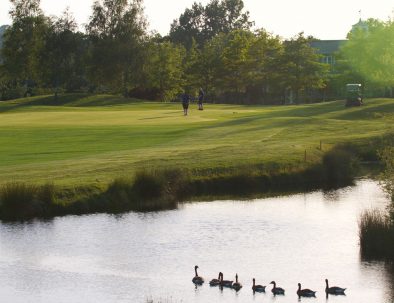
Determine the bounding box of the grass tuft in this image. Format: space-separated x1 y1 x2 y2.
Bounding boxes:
359 209 394 260
0 182 56 220
322 144 359 187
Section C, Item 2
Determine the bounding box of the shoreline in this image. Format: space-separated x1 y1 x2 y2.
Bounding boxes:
0 145 370 222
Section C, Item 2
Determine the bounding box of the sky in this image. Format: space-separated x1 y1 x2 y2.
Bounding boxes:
0 0 393 39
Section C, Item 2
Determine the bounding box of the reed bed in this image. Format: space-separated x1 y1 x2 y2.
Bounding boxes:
359 209 394 260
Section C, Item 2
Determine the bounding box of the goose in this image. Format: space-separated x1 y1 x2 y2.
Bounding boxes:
270 281 285 295
297 283 316 297
325 279 346 295
192 265 204 285
232 273 242 291
252 278 266 293
220 272 233 288
209 272 222 286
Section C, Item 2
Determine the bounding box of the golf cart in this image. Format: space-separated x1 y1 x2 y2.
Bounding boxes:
345 84 363 107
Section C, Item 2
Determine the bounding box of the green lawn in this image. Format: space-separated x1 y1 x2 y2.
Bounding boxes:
0 94 393 187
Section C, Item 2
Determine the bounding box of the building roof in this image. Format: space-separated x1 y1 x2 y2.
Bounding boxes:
309 40 347 55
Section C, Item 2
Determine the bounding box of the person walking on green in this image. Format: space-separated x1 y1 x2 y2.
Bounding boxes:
198 87 205 110
182 92 190 116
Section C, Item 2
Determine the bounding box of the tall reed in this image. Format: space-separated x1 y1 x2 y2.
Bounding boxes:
359 209 394 259
0 182 56 220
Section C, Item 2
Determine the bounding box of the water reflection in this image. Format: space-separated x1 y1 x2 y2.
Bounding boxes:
323 188 342 202
384 264 394 301
0 180 393 303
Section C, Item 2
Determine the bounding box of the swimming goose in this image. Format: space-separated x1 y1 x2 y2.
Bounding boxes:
325 279 346 295
297 283 316 297
209 272 222 286
232 274 242 291
270 281 285 295
220 272 233 288
192 265 204 285
252 278 266 293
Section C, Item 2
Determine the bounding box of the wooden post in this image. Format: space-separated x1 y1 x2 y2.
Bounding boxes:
304 150 307 162
320 140 322 150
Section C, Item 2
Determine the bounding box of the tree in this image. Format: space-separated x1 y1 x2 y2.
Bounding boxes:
1 0 49 86
39 9 88 96
86 0 147 93
169 0 253 49
244 29 283 104
194 32 226 99
342 19 394 97
0 25 9 51
219 29 254 99
143 40 185 101
280 33 329 103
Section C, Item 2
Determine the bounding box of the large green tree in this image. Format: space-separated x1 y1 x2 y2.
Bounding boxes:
280 33 329 103
244 29 283 104
1 0 49 84
342 19 394 96
86 0 147 93
218 29 253 98
40 9 88 95
143 40 185 101
169 0 253 49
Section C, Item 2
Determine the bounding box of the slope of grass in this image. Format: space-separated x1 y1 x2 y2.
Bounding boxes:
0 94 393 189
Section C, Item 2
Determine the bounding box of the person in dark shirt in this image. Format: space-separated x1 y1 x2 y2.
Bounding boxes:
198 88 205 110
182 93 190 115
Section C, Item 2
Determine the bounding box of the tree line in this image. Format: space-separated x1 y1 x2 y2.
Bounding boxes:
0 0 393 103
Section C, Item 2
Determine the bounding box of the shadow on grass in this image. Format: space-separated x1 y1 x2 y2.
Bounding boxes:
334 100 394 121
0 93 145 112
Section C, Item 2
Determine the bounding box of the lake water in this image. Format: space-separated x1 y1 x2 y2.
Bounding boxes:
0 180 393 303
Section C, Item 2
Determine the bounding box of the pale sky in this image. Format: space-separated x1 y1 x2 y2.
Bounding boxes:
0 0 393 39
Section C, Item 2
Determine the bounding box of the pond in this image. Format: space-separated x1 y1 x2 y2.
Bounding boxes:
0 180 392 303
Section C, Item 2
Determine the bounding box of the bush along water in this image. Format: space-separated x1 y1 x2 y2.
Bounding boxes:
105 169 188 212
359 145 394 260
0 146 360 221
359 209 394 260
0 182 56 221
322 144 359 188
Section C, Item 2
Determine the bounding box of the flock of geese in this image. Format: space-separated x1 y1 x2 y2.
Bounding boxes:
192 266 346 298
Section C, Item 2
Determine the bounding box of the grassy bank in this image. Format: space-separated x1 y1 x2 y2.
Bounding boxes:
0 94 393 220
0 146 358 221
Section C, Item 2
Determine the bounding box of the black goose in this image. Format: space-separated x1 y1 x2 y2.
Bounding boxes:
325 279 346 295
232 273 242 291
220 272 233 288
297 283 316 297
192 265 204 285
252 278 266 293
209 272 221 286
270 281 285 295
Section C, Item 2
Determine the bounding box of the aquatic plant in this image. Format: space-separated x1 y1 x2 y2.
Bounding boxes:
0 182 56 220
359 209 394 259
322 144 359 187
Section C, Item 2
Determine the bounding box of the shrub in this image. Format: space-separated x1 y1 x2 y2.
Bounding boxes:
106 177 134 212
0 182 56 220
131 169 186 211
359 209 394 259
322 145 359 187
105 169 188 212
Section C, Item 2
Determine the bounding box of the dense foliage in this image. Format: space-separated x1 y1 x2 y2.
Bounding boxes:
342 19 394 97
0 0 393 103
359 143 394 260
